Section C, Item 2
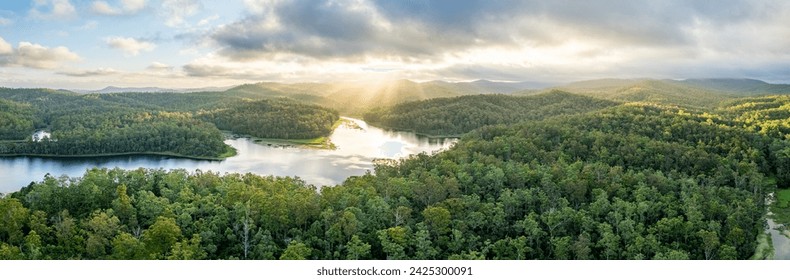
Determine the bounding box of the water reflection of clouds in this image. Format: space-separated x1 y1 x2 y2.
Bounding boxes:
0 118 457 192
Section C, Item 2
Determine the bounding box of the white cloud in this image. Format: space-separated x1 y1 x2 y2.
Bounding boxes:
147 61 174 71
197 14 219 26
0 17 12 26
57 67 118 77
0 37 12 55
0 40 81 69
29 0 76 20
80 21 99 30
161 0 201 27
204 0 790 83
122 0 147 13
91 1 119 15
105 37 156 56
91 0 147 15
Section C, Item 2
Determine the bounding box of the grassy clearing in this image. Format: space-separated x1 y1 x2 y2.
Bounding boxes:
252 136 332 148
750 232 774 260
238 118 345 150
771 188 790 226
218 145 238 158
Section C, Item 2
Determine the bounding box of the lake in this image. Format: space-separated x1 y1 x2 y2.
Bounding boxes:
0 118 456 194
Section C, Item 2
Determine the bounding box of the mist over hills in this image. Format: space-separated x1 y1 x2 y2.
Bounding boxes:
30 77 790 115
514 78 790 108
73 86 235 94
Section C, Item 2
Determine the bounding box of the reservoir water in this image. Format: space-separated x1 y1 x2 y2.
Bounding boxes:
0 118 455 194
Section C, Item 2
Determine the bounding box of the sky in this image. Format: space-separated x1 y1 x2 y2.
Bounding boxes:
0 0 789 89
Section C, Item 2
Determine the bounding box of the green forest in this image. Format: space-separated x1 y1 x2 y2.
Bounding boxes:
363 91 618 136
0 88 340 159
1 86 788 259
198 99 339 140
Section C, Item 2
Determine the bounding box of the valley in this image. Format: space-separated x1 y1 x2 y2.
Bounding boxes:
0 78 789 260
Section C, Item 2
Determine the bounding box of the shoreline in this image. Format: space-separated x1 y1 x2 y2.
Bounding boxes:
224 118 346 149
0 146 237 161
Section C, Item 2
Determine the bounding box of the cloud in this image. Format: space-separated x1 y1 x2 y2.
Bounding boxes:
91 1 117 15
147 61 174 71
105 37 156 56
161 0 201 27
0 37 12 55
91 0 147 15
0 39 81 69
0 17 12 26
210 0 784 59
197 14 219 26
182 63 231 77
29 0 76 20
57 68 118 77
182 61 276 80
80 21 99 30
209 0 790 71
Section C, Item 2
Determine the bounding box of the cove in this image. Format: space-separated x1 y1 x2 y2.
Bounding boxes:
0 118 456 194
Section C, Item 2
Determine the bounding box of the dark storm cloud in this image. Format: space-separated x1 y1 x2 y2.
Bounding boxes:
211 0 779 60
200 0 790 82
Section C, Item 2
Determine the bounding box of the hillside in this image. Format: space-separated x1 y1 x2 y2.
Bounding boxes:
198 98 339 140
517 79 734 108
224 79 534 115
678 79 790 96
0 88 341 158
2 98 786 259
513 78 790 108
363 91 619 136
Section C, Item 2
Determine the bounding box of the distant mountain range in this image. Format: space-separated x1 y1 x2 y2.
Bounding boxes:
61 78 789 112
73 86 235 94
514 78 790 107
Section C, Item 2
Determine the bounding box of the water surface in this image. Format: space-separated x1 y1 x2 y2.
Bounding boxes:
0 118 455 193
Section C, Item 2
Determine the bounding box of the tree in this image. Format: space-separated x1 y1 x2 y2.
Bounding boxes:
345 235 371 260
413 224 438 259
422 206 451 237
167 234 206 260
111 233 144 260
698 229 720 260
377 227 409 260
142 216 182 259
280 241 312 260
24 230 43 259
0 198 29 245
84 210 121 258
112 184 138 230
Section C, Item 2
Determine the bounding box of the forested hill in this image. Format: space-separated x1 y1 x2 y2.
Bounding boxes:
363 91 619 136
717 95 790 139
0 99 36 140
0 88 340 158
198 99 339 139
678 79 790 96
2 97 786 259
224 79 532 115
519 79 734 108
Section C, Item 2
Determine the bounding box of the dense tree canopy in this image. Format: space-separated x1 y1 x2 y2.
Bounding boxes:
363 91 618 136
1 97 785 259
0 88 340 158
198 99 339 139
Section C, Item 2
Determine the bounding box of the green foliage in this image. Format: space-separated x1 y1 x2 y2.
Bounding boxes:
0 99 35 140
0 88 339 158
279 241 312 260
0 85 787 260
364 91 618 136
198 98 339 139
522 79 737 108
142 217 182 259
